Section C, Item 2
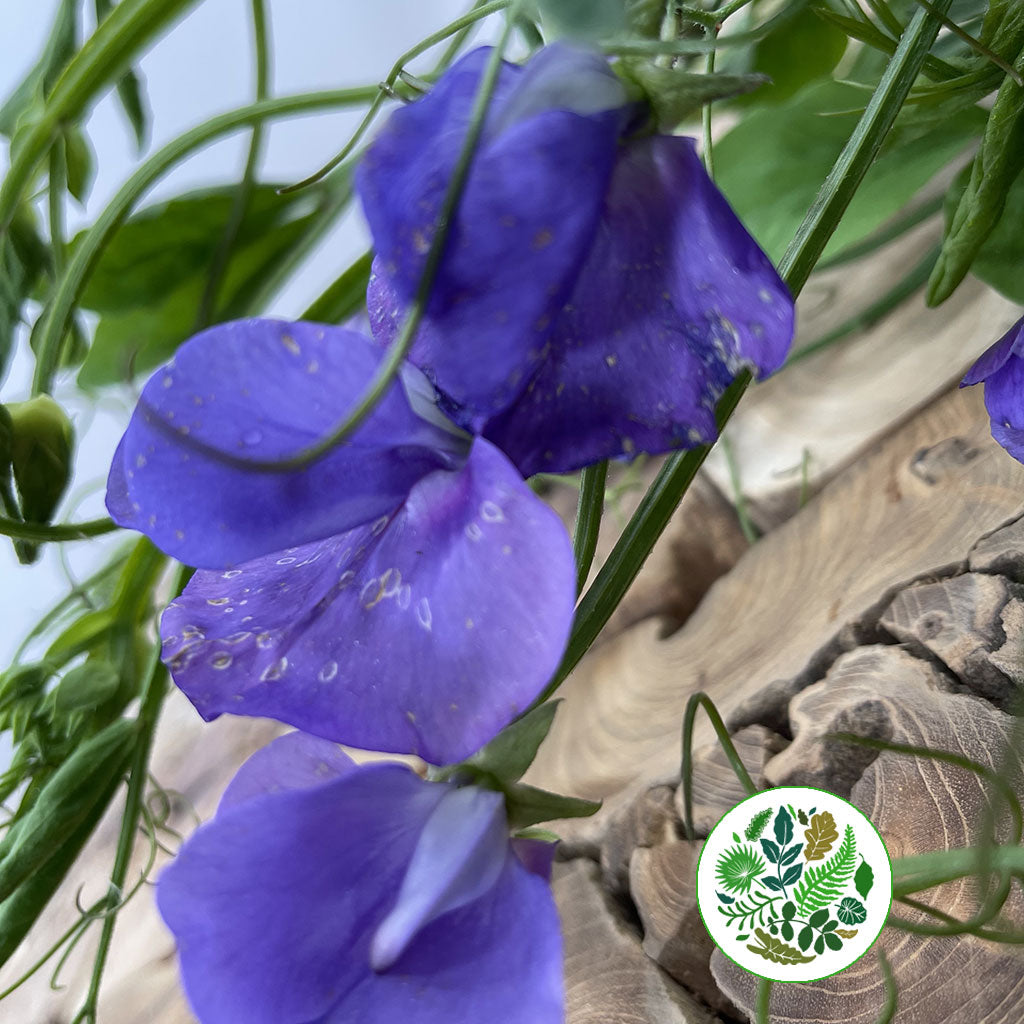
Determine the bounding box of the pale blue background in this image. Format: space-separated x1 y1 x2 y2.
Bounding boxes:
0 0 484 667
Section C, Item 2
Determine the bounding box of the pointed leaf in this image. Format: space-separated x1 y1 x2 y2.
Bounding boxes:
774 805 794 846
782 862 804 886
502 782 600 831
760 837 781 863
855 858 875 900
798 925 813 951
780 842 803 865
468 701 561 784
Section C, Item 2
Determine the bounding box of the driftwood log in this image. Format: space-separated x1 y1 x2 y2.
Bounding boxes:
4 267 1024 1021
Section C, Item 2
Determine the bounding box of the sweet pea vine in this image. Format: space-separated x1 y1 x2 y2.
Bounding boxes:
105 41 793 768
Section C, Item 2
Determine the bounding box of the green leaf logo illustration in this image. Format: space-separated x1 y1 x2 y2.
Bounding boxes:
792 825 857 915
803 811 838 861
716 844 767 894
836 897 867 925
854 858 875 900
774 805 794 847
745 808 772 841
746 928 816 965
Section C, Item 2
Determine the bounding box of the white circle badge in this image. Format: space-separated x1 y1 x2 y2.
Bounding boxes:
696 786 892 983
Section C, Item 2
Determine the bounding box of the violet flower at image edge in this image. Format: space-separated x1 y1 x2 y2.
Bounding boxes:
157 731 563 1024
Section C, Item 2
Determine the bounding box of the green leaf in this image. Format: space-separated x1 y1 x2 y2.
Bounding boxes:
302 250 373 323
940 163 1024 303
538 0 626 39
53 660 121 712
824 931 843 951
736 5 848 107
747 927 816 965
780 919 794 941
63 125 96 204
0 0 77 139
794 825 858 916
624 0 663 39
781 862 804 886
928 73 1024 304
0 207 51 380
502 782 601 830
798 924 813 951
76 177 350 387
808 907 830 929
745 807 772 841
814 933 825 955
0 718 137 902
855 857 875 900
618 63 769 130
468 701 561 784
836 896 868 925
782 901 796 919
774 805 794 846
95 0 150 149
714 80 984 263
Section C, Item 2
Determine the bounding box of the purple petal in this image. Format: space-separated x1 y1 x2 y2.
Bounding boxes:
158 763 446 1024
106 319 466 569
485 135 794 476
160 437 575 765
360 46 626 424
218 731 354 812
323 850 563 1024
370 786 507 971
512 837 559 880
962 315 1024 386
981 345 1024 462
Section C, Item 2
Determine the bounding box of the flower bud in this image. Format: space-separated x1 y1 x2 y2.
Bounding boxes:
7 395 74 524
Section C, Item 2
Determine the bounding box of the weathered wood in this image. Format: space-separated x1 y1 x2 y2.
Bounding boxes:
712 641 1024 1023
685 725 787 837
703 221 1021 528
527 386 1024 811
553 859 721 1024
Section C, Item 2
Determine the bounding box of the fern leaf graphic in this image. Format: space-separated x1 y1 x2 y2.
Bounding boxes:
793 824 856 915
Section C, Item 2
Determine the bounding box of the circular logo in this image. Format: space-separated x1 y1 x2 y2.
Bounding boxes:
696 786 891 982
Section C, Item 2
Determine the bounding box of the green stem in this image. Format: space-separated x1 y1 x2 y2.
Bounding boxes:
756 978 772 1024
200 7 521 473
0 514 118 543
195 0 270 329
281 0 511 195
680 691 757 840
0 0 201 235
721 433 758 543
875 950 898 1024
29 85 382 396
572 462 607 594
71 564 188 1024
48 137 67 278
532 0 954 699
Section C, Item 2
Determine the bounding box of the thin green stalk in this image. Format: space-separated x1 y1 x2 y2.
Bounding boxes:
874 951 897 1023
785 245 938 367
0 0 201 234
721 434 758 543
680 691 757 840
756 978 772 1024
30 85 382 395
195 0 270 329
572 462 608 594
281 0 511 194
778 0 954 294
913 0 1024 86
702 26 717 178
48 138 67 278
537 0 953 701
71 564 189 1024
0 514 118 543
192 7 520 473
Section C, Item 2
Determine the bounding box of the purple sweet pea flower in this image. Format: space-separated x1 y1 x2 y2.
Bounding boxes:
106 319 576 765
359 43 795 477
961 315 1024 461
158 731 562 1024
